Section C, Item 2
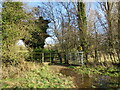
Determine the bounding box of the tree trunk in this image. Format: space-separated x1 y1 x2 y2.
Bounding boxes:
64 53 69 64
57 53 62 63
118 1 120 63
77 2 88 62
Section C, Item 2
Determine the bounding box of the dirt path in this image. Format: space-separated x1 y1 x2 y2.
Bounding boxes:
49 65 93 88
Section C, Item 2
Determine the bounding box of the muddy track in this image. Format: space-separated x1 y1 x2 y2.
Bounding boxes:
49 65 93 88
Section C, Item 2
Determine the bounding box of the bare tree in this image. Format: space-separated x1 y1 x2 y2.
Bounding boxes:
38 2 80 64
97 1 115 51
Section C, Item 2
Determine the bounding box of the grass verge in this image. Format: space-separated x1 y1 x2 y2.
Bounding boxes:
1 61 75 88
69 65 120 77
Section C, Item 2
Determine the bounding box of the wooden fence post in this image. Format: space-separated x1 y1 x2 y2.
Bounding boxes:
42 53 44 62
40 53 42 63
81 52 84 65
50 53 51 63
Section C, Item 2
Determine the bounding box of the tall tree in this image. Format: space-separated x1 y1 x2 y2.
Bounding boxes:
77 1 89 61
117 1 120 62
98 1 115 52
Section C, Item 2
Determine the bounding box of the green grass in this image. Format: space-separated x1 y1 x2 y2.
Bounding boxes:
71 65 120 88
71 66 120 77
1 64 74 88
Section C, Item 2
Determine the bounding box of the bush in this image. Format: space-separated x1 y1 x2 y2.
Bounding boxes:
2 44 29 66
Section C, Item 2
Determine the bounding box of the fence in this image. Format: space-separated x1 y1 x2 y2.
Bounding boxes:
67 52 84 65
29 51 84 65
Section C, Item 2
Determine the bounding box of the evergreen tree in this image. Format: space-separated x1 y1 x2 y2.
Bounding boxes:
2 1 31 65
2 1 50 64
27 17 49 49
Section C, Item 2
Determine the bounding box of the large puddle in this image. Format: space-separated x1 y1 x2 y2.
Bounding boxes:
59 68 120 88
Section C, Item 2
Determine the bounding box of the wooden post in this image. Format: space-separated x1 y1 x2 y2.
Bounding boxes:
31 52 33 61
42 53 44 62
70 53 72 64
50 53 51 63
65 52 69 64
76 52 77 64
77 52 79 64
74 52 76 64
44 53 45 62
40 53 42 63
81 52 84 65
